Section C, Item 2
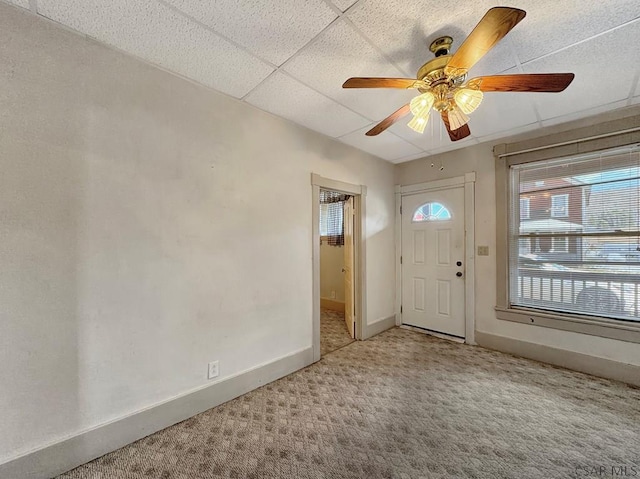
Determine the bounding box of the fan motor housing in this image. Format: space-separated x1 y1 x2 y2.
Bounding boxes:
416 55 451 85
417 36 455 85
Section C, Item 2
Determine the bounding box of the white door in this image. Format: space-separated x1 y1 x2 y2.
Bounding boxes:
401 187 465 337
343 197 355 339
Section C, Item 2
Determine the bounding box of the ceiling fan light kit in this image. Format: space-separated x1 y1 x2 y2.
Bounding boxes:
342 7 575 142
454 89 484 114
408 92 435 133
447 107 470 131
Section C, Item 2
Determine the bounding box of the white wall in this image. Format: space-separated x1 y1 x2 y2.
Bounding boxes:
396 114 640 368
0 3 395 463
320 243 345 303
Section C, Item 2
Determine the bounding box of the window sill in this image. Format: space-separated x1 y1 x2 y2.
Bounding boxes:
495 306 640 344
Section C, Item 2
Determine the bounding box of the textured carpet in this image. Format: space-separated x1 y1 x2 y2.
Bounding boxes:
59 328 640 479
320 308 354 356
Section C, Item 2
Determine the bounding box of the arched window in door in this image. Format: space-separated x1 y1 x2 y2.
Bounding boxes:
412 202 451 222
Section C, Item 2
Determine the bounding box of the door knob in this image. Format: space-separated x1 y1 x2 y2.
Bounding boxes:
456 272 463 277
456 261 462 267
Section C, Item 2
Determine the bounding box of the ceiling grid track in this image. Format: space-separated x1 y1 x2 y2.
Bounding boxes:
320 0 416 78
341 16 413 79
275 69 380 126
521 16 640 67
503 35 543 128
156 0 279 71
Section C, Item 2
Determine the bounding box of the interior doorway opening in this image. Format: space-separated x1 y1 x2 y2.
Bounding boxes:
311 174 366 363
319 189 355 356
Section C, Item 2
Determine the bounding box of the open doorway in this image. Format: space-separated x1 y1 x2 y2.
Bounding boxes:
311 174 365 362
319 190 355 356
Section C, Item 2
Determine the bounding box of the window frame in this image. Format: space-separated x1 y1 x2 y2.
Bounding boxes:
550 193 569 218
494 118 640 344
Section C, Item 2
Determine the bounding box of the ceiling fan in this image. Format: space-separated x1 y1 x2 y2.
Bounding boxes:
342 7 575 141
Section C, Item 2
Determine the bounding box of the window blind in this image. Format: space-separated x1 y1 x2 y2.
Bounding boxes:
509 144 640 321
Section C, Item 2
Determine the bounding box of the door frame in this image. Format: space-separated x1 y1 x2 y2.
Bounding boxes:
395 172 476 344
311 174 366 362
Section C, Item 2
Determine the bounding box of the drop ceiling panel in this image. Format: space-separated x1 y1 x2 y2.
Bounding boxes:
283 20 415 121
525 22 640 121
388 116 477 153
347 0 517 78
468 92 539 138
509 1 640 63
430 138 479 156
390 151 428 164
245 72 370 138
6 0 29 9
36 0 274 98
338 125 423 161
161 0 337 66
475 122 541 144
540 99 632 128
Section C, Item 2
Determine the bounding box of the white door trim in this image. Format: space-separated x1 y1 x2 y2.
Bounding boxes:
395 172 476 345
311 174 367 362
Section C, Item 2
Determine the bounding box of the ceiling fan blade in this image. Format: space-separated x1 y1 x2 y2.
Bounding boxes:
366 104 411 136
343 77 426 89
466 73 575 92
441 111 471 142
445 7 526 77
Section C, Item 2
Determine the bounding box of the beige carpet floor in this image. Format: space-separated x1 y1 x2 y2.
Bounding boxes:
59 328 640 479
320 308 354 356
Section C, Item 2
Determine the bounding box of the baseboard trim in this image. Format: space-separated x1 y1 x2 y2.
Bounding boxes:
475 331 640 388
320 298 345 312
363 314 396 340
0 347 314 479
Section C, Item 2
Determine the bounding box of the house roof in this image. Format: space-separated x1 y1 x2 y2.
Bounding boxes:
520 219 583 232
8 0 639 163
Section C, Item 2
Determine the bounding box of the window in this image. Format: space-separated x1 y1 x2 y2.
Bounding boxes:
520 198 530 220
551 194 569 218
320 190 349 246
319 203 343 237
412 202 451 222
552 236 568 253
507 145 640 327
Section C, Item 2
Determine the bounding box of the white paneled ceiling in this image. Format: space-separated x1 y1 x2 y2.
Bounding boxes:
7 0 640 162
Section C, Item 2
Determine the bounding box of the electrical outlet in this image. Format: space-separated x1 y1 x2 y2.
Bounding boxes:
330 290 336 299
207 360 219 379
477 246 490 256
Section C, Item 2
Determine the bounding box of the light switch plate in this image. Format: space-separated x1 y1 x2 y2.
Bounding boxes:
477 246 489 256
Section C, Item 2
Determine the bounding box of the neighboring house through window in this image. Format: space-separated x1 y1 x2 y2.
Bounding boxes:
520 197 530 220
